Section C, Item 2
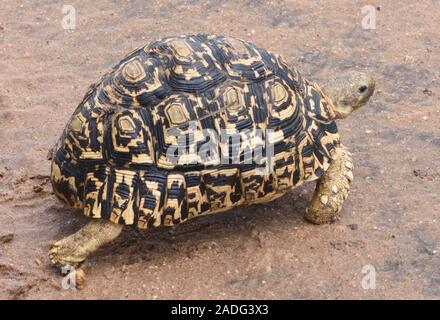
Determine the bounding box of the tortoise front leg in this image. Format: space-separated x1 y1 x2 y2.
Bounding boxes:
49 219 123 269
305 146 353 224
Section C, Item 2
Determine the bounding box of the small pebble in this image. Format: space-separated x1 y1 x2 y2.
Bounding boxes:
422 88 433 96
75 269 86 289
33 185 43 193
0 233 14 244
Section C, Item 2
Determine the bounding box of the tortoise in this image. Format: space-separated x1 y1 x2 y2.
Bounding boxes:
48 34 375 269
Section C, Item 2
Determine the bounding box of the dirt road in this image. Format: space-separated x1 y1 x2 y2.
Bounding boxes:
0 0 439 299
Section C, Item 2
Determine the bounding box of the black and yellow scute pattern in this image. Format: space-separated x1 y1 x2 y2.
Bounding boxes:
50 34 340 228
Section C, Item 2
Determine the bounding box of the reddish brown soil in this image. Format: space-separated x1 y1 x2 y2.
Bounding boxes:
0 0 439 299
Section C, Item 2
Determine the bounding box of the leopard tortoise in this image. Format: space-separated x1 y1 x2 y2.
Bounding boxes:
48 34 375 269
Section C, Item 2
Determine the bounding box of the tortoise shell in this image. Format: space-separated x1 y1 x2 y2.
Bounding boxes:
50 34 340 228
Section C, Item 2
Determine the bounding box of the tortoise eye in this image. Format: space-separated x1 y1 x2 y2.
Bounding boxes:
358 85 368 94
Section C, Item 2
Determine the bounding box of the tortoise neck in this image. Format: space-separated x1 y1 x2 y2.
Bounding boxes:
311 82 337 120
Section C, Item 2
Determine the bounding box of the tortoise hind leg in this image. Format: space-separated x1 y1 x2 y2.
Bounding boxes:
305 146 353 224
49 219 123 269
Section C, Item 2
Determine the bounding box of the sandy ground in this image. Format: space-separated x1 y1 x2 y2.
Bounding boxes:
0 0 439 300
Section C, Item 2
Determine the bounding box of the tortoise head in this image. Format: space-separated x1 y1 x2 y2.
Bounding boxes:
321 71 375 119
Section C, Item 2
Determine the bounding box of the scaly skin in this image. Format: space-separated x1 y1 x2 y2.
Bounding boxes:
49 219 123 269
305 146 353 224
